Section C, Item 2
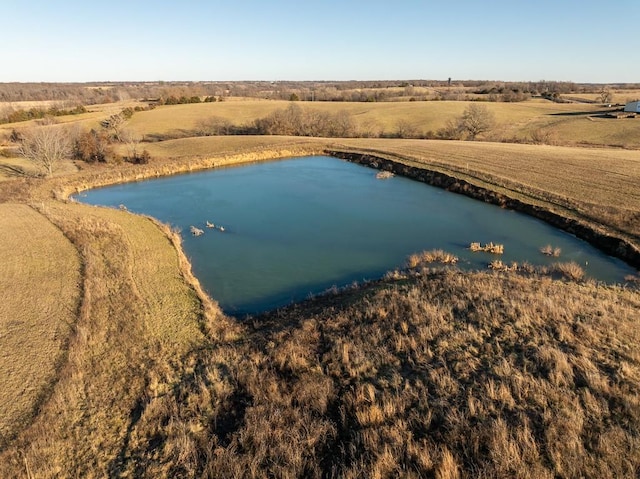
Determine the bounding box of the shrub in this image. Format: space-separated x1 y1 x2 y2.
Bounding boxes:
406 250 458 269
195 116 234 136
540 245 562 257
72 129 111 163
530 128 558 145
253 104 357 138
552 262 585 281
437 119 464 140
125 149 151 165
9 129 23 143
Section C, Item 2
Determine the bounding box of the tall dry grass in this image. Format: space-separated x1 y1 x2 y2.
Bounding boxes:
106 269 640 478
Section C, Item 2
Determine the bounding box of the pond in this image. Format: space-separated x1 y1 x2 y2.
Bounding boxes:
76 155 635 315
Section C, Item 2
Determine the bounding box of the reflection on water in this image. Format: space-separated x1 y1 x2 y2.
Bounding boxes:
77 156 635 315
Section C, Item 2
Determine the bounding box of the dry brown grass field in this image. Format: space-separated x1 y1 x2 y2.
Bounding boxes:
0 100 142 136
0 200 219 477
124 99 608 142
0 204 81 448
561 89 640 104
98 269 640 478
0 97 639 477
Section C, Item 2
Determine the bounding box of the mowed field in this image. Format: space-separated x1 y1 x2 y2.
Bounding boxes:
560 89 640 103
0 204 81 446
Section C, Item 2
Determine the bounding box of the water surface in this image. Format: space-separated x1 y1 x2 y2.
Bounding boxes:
77 156 634 315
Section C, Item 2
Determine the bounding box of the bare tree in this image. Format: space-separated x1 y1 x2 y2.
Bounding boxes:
458 104 495 140
437 119 464 140
599 88 613 105
121 128 142 159
395 119 420 139
18 126 71 177
100 113 126 142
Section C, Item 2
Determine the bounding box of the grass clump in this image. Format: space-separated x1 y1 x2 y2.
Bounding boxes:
470 242 504 254
407 249 459 269
541 244 562 257
551 261 585 281
488 259 520 271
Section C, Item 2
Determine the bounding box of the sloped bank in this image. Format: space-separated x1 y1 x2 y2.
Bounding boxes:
328 150 640 270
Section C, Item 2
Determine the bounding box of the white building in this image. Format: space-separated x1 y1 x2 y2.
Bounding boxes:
624 101 640 113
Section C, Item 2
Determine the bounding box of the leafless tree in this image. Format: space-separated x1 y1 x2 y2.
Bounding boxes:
18 126 71 177
599 88 613 105
121 128 142 159
395 119 420 139
458 104 495 140
100 113 126 141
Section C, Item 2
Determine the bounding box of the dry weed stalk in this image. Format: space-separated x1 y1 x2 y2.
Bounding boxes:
407 249 458 269
540 244 562 257
470 242 504 254
552 262 585 281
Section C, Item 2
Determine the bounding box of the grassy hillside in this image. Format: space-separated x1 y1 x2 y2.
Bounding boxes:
125 99 616 144
107 269 640 478
0 204 81 447
0 201 219 477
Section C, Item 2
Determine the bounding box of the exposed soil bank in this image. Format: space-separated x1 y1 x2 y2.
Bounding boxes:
328 150 640 270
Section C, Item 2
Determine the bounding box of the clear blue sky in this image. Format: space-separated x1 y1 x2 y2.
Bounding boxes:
2 0 638 83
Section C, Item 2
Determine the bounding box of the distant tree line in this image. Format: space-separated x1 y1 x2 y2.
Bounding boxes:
3 80 639 105
0 105 87 124
158 95 221 105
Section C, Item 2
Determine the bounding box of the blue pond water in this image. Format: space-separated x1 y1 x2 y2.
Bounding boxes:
76 156 635 315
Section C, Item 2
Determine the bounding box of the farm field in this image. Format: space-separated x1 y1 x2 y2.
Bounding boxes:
0 94 639 477
2 98 639 157
123 99 598 140
560 88 640 104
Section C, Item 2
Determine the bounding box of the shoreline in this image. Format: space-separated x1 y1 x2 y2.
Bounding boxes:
328 150 640 270
43 143 640 275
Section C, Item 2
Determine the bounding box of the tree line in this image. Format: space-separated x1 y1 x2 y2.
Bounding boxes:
192 103 495 140
3 80 638 105
0 105 87 124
